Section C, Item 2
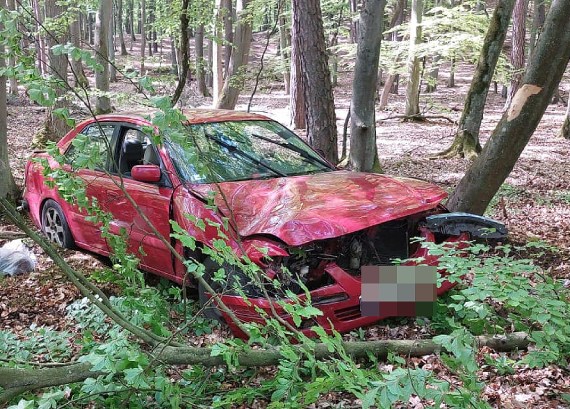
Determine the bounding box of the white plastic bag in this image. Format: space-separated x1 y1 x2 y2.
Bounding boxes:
0 240 37 276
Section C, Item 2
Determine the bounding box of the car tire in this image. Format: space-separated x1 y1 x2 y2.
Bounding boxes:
41 199 75 249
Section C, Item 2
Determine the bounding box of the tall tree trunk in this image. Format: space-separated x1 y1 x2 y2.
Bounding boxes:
529 0 545 59
171 0 190 106
195 25 210 97
206 38 214 87
278 12 290 95
216 0 253 109
439 0 516 159
96 0 112 113
291 0 338 164
37 0 71 145
140 0 146 73
0 0 18 201
447 0 570 215
379 0 405 110
289 27 306 129
425 55 440 93
6 0 18 95
117 0 128 55
70 12 89 88
349 0 387 172
559 95 570 139
349 0 358 43
212 0 226 105
129 0 136 44
222 0 233 74
32 0 47 75
109 7 117 83
405 0 423 117
504 0 528 109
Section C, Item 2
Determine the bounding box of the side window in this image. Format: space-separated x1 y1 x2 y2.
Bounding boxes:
117 127 154 176
65 124 116 171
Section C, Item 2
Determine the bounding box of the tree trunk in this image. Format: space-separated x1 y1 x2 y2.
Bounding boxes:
0 0 18 201
405 0 423 117
349 0 359 43
291 0 338 164
70 12 89 88
109 8 117 83
6 0 18 95
529 0 545 59
212 0 225 105
0 330 531 403
117 0 128 55
95 0 112 113
171 0 190 106
349 0 387 172
447 0 570 215
32 0 47 75
439 0 516 159
379 0 405 109
504 0 528 109
223 0 233 74
36 0 71 146
278 12 290 95
195 24 210 97
216 0 253 110
447 57 456 87
289 13 306 129
559 95 570 139
425 55 440 93
140 0 146 73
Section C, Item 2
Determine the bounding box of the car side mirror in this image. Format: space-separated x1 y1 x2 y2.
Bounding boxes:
131 165 161 183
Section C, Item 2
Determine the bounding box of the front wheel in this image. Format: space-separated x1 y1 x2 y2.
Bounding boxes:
41 199 75 249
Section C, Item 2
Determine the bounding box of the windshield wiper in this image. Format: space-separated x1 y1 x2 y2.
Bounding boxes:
203 132 287 177
251 133 333 169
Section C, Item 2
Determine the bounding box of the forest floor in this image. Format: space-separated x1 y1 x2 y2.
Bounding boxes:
2 36 570 407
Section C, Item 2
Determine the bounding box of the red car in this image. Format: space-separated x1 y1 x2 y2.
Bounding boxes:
23 110 506 337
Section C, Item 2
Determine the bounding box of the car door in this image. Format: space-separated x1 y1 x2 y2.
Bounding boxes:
103 125 176 279
64 122 120 253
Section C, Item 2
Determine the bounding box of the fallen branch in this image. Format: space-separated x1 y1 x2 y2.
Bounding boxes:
0 231 26 240
378 114 457 124
0 332 531 403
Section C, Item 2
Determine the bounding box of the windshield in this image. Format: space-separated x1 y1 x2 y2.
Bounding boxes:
165 120 333 183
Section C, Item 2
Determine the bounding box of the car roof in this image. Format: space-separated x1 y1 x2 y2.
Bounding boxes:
94 109 272 125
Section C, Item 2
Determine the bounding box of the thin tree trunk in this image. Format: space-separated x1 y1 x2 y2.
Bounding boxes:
140 0 146 74
529 0 545 59
6 0 18 95
32 0 47 75
206 38 214 87
222 0 233 74
278 13 290 95
96 0 112 113
349 0 387 172
291 0 338 164
504 0 528 109
117 0 128 55
216 0 253 109
439 0 516 159
171 0 190 106
405 0 423 117
289 29 306 129
379 0 405 109
109 7 117 83
195 25 210 97
70 12 89 88
349 0 358 43
0 0 18 201
447 0 570 214
212 0 226 105
425 55 440 93
559 95 570 139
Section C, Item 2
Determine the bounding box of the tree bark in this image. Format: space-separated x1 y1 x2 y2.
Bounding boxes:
447 0 570 214
291 0 338 164
439 0 516 159
504 0 528 109
529 0 545 59
212 0 226 105
349 0 359 43
222 0 233 74
379 0 405 110
117 0 128 55
6 0 18 95
278 12 290 95
216 0 253 110
405 0 423 117
140 0 146 73
559 95 570 139
70 12 89 88
95 0 112 113
195 24 210 97
348 0 387 172
289 13 306 129
0 0 18 201
0 331 531 403
171 0 190 106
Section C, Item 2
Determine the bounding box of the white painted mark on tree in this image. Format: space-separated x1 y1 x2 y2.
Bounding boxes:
507 84 543 122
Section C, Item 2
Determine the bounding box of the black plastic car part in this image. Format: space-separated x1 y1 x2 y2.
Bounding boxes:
424 212 508 239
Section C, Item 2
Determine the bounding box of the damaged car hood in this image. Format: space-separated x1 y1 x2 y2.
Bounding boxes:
189 171 447 246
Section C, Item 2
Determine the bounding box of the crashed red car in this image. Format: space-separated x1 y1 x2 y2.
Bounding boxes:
23 110 506 337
